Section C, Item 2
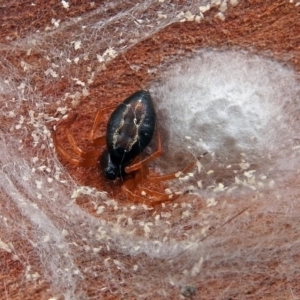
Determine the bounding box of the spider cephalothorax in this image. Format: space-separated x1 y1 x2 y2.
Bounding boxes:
52 90 195 205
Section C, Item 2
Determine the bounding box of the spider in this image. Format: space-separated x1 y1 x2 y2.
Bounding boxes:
51 90 195 205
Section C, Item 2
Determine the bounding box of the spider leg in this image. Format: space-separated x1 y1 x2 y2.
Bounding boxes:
89 105 115 140
121 166 179 205
91 136 106 146
125 130 196 181
147 161 196 182
125 131 163 173
122 131 196 204
136 161 196 205
65 127 102 160
137 186 180 205
63 111 107 147
87 105 115 148
52 109 109 168
121 165 144 202
51 128 98 167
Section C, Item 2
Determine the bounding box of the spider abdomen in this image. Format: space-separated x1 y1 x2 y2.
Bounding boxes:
106 90 156 166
